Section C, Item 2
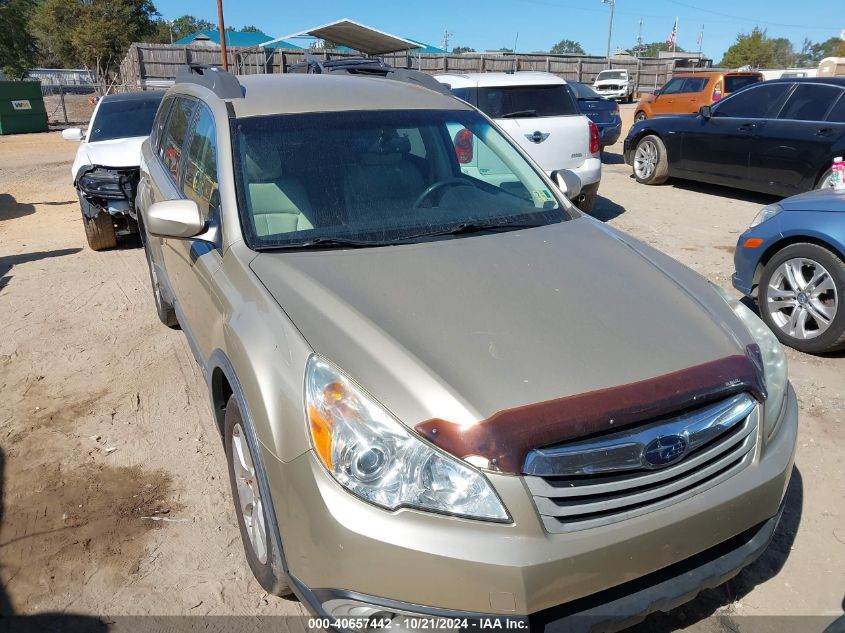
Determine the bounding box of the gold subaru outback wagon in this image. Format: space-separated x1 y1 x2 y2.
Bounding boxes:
136 64 797 632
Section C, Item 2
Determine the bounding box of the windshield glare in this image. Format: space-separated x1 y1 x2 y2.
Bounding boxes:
233 109 568 249
88 97 162 142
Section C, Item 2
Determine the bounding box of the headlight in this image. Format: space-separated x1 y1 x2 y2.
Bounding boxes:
78 169 126 199
749 203 782 228
712 285 788 438
305 356 509 522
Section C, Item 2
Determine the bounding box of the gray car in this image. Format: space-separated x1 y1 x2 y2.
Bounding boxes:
137 65 797 631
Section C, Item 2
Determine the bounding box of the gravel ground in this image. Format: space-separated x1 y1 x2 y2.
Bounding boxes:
0 106 843 631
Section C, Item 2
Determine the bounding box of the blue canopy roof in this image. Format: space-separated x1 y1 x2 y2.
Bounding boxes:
174 29 301 49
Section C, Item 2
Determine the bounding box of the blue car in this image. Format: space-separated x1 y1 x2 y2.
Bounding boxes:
567 81 622 147
733 188 845 353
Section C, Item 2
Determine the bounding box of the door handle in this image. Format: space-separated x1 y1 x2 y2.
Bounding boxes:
816 127 834 137
738 123 756 132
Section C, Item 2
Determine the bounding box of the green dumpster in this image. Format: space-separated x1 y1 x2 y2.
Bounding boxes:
0 80 49 135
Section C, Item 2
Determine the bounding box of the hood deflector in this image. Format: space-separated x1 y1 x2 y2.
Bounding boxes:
414 347 766 475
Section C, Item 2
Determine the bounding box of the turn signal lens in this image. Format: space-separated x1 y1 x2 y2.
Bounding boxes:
743 237 764 249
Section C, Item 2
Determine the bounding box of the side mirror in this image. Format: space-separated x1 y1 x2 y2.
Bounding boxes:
699 105 712 119
146 199 205 239
551 169 582 197
62 127 84 141
653 89 661 96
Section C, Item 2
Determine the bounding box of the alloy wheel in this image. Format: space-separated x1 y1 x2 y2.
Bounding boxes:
765 257 838 340
231 423 268 564
634 140 658 180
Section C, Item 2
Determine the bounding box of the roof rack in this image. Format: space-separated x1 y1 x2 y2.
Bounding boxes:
175 64 243 99
289 53 452 96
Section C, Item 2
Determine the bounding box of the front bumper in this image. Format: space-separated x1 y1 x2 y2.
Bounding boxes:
732 229 775 297
265 385 797 623
594 89 629 100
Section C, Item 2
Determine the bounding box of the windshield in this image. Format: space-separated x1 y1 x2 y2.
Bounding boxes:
568 81 602 99
232 109 569 249
88 96 162 142
596 71 626 81
475 85 579 118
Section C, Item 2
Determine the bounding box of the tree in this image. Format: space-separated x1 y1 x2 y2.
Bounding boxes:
0 0 38 78
550 39 585 55
452 46 475 54
769 37 795 68
240 24 262 33
169 14 214 39
811 37 845 60
31 0 158 86
720 28 774 68
632 41 686 58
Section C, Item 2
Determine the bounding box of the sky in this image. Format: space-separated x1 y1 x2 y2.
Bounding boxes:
155 0 844 62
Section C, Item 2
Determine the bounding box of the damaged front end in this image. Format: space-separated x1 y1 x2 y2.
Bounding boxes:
75 165 140 235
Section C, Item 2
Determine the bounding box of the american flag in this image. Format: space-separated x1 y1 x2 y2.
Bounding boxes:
667 18 678 48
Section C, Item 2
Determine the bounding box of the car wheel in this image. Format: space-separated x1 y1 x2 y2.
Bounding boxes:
816 169 833 190
79 194 117 251
632 134 669 185
634 111 647 123
758 243 845 353
223 395 293 597
141 228 178 328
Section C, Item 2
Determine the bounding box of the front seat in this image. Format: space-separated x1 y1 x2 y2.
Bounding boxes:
244 139 314 237
344 135 425 222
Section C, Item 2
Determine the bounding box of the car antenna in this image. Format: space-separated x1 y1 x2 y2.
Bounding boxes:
510 32 519 74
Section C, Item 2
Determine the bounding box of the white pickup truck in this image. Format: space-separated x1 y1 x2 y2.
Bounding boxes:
592 69 635 103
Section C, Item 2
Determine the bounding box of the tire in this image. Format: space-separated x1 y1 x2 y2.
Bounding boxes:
141 231 178 328
816 168 833 190
634 111 647 122
632 134 669 185
223 395 293 597
757 242 845 354
80 197 117 251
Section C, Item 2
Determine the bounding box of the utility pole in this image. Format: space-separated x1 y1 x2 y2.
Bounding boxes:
603 0 615 68
635 18 643 57
441 29 452 52
217 0 228 71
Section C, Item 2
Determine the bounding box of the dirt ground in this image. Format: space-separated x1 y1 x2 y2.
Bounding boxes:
0 106 843 631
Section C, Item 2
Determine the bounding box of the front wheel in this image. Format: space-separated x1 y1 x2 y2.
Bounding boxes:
224 396 293 597
632 134 669 185
634 111 647 123
141 233 178 328
758 243 845 353
79 193 117 251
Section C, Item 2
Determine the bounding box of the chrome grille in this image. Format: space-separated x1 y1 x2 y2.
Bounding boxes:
523 393 758 533
597 84 621 91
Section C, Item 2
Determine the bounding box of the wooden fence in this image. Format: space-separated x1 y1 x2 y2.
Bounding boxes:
119 43 676 95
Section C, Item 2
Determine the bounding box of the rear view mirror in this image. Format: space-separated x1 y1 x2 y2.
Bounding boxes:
699 105 712 119
146 199 205 239
653 89 661 96
62 127 84 141
551 169 582 197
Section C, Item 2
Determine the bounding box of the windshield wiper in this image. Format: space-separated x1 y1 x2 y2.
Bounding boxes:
500 109 537 118
418 220 547 238
257 236 395 250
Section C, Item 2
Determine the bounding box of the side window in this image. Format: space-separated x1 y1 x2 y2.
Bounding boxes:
150 96 173 151
714 83 792 119
682 77 708 93
827 93 845 123
725 75 761 93
159 97 196 184
660 78 686 95
183 105 219 223
778 84 841 122
451 87 475 106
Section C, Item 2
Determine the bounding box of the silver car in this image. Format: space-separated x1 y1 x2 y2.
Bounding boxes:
137 65 797 631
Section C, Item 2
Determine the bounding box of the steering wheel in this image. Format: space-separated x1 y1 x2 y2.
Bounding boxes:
412 178 473 208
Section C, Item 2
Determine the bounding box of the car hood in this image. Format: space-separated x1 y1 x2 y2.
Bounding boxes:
80 136 147 169
778 188 845 213
251 217 756 447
